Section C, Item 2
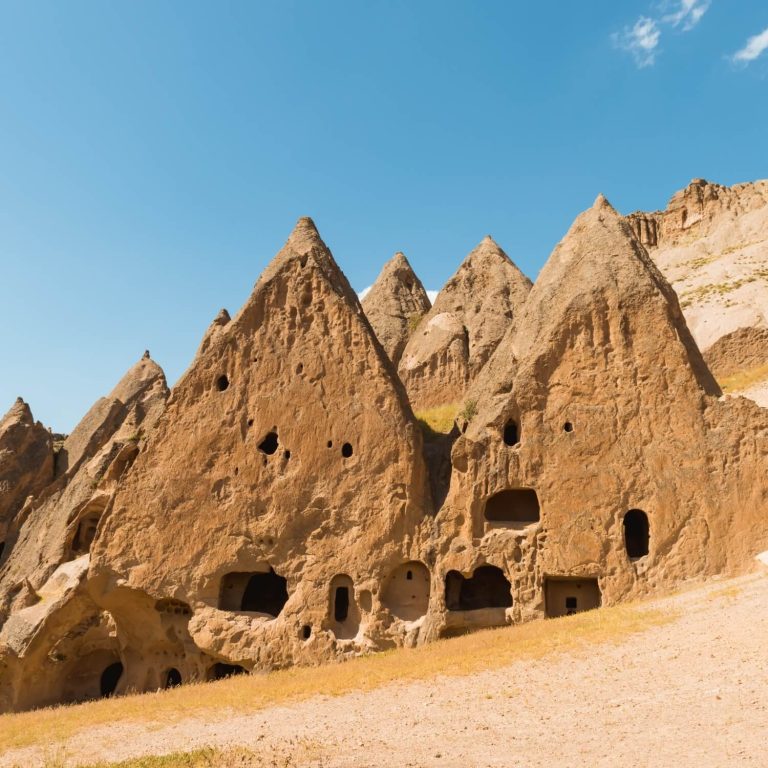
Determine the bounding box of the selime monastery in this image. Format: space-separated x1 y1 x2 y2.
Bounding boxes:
0 179 767 712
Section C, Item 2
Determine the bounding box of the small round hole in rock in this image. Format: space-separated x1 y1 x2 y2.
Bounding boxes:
327 440 333 448
563 422 573 433
247 418 254 427
301 624 312 640
258 432 279 455
284 450 291 460
216 375 229 392
341 443 353 458
296 363 303 374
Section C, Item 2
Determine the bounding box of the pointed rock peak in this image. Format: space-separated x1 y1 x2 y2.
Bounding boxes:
361 250 431 365
109 354 168 406
454 234 504 266
513 197 719 396
259 216 342 288
2 397 34 427
591 193 620 216
285 216 324 254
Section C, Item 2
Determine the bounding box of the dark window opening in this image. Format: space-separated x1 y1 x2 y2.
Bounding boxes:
503 420 519 446
563 422 573 433
565 596 577 615
284 450 291 460
334 586 350 622
296 363 304 374
301 624 312 640
341 442 353 458
445 565 513 611
219 569 288 617
258 432 279 455
247 418 254 427
406 570 413 580
165 668 182 688
216 375 229 392
100 662 123 698
624 509 650 559
0 541 5 559
484 489 540 525
209 663 247 681
327 440 333 448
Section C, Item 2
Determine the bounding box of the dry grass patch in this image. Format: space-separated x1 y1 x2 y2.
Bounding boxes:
45 745 309 768
718 362 768 393
0 601 673 754
415 403 459 435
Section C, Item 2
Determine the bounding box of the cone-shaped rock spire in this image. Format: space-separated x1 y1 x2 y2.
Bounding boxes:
0 399 53 531
398 235 532 410
361 251 431 365
86 217 429 689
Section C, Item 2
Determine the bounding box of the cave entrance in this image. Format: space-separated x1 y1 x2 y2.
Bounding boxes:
381 561 430 621
100 662 124 698
329 574 360 639
208 663 247 681
623 509 649 559
165 668 182 688
484 489 540 526
219 568 288 617
545 578 602 618
445 565 513 611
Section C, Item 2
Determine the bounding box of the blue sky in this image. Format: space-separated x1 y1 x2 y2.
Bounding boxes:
1 1 767 431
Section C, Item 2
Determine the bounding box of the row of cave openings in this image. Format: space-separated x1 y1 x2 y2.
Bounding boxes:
482 485 651 561
86 549 645 702
214 547 644 640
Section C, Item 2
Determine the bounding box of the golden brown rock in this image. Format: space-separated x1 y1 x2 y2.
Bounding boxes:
398 237 532 410
81 218 430 696
0 399 53 540
361 252 431 365
424 195 768 640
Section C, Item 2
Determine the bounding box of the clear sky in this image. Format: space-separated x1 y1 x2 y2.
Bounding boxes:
1 1 767 431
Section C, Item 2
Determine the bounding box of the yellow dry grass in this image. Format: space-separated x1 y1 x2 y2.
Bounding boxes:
718 362 768 393
0 601 673 756
38 745 307 767
414 403 459 435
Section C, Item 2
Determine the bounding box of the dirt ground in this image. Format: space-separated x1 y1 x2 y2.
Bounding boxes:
3 572 768 768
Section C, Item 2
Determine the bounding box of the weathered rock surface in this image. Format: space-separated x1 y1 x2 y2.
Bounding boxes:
0 354 168 710
398 237 532 411
0 400 53 539
702 326 768 380
1 194 768 714
361 252 431 365
80 218 430 698
422 195 768 640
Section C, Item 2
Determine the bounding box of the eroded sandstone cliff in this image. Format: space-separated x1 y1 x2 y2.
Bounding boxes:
0 196 766 713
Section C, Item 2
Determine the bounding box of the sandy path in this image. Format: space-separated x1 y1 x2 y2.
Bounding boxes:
3 573 768 768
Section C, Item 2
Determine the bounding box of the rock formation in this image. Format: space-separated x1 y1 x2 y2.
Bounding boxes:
0 400 53 543
398 237 532 412
0 354 168 710
361 252 431 365
424 196 768 639
627 178 768 386
79 218 430 698
0 194 767 713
